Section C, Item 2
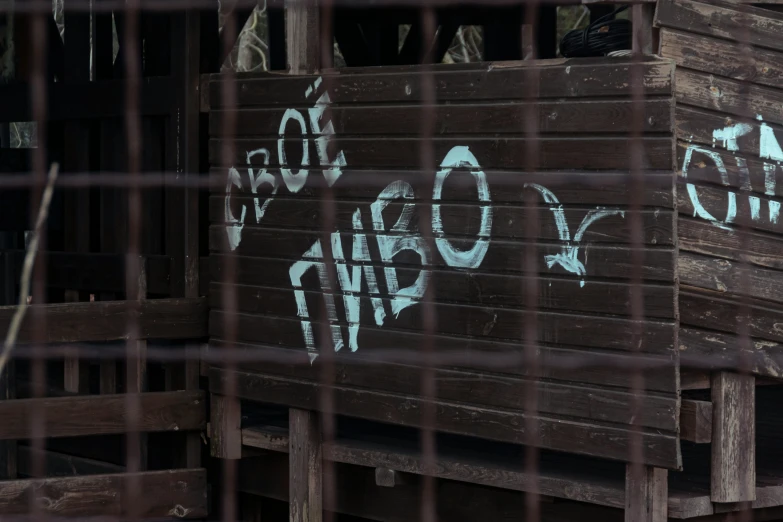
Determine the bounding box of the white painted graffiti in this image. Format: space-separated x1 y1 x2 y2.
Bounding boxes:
224 76 344 251
524 183 625 288
682 115 783 230
224 78 628 359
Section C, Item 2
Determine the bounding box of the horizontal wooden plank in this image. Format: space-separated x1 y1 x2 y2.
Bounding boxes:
210 58 674 108
238 452 626 522
209 255 677 318
677 143 782 200
5 251 170 295
210 167 676 208
210 136 675 171
212 99 673 137
209 285 677 354
0 469 207 518
660 28 783 89
210 367 682 468
680 327 783 378
679 251 783 303
208 337 679 394
677 106 783 157
212 195 675 246
0 297 207 344
0 391 205 440
240 426 628 510
677 181 783 237
678 217 783 271
680 286 783 342
680 399 712 443
219 344 678 431
209 227 677 282
656 0 783 53
675 68 783 128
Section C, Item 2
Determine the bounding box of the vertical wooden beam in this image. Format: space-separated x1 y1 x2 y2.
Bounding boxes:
286 0 320 74
284 5 323 520
625 465 667 522
127 258 148 471
712 372 755 503
169 5 203 470
210 394 242 459
632 4 655 55
290 409 322 522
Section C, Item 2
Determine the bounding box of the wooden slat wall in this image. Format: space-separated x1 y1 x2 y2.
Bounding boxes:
207 58 680 469
656 0 783 377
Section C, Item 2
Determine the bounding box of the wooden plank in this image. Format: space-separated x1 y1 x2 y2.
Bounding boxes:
209 287 677 355
240 426 627 509
209 257 677 319
208 227 677 283
210 167 675 207
678 217 783 272
680 286 783 342
655 0 783 53
674 68 783 128
680 400 712 443
223 345 678 431
210 393 242 459
210 196 675 246
289 409 322 522
712 372 756 503
213 99 674 137
0 297 207 344
676 183 783 238
677 106 782 157
0 391 205 440
624 465 667 522
209 58 675 108
659 28 783 88
680 327 783 378
0 468 207 518
210 136 675 171
679 251 783 303
209 368 682 469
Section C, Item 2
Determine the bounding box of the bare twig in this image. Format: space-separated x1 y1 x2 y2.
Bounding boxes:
0 162 60 379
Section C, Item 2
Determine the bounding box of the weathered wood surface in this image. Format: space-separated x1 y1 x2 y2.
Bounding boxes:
0 391 205 440
711 372 756 503
208 59 680 468
657 0 783 378
680 400 712 444
0 469 207 518
210 368 680 469
0 298 207 343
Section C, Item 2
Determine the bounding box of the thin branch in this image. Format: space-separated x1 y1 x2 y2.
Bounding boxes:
0 162 60 378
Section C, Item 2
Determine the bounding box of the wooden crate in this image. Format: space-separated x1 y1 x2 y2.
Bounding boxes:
206 57 680 469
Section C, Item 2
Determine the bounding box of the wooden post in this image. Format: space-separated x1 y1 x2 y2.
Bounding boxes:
290 409 322 522
62 0 92 395
632 4 655 55
711 372 755 503
284 3 323 520
625 465 667 522
286 0 320 74
127 257 148 471
210 393 242 460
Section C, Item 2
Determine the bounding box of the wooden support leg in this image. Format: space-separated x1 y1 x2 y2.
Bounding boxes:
127 258 148 471
632 4 656 55
625 465 667 522
712 372 755 503
210 393 242 460
289 409 322 522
